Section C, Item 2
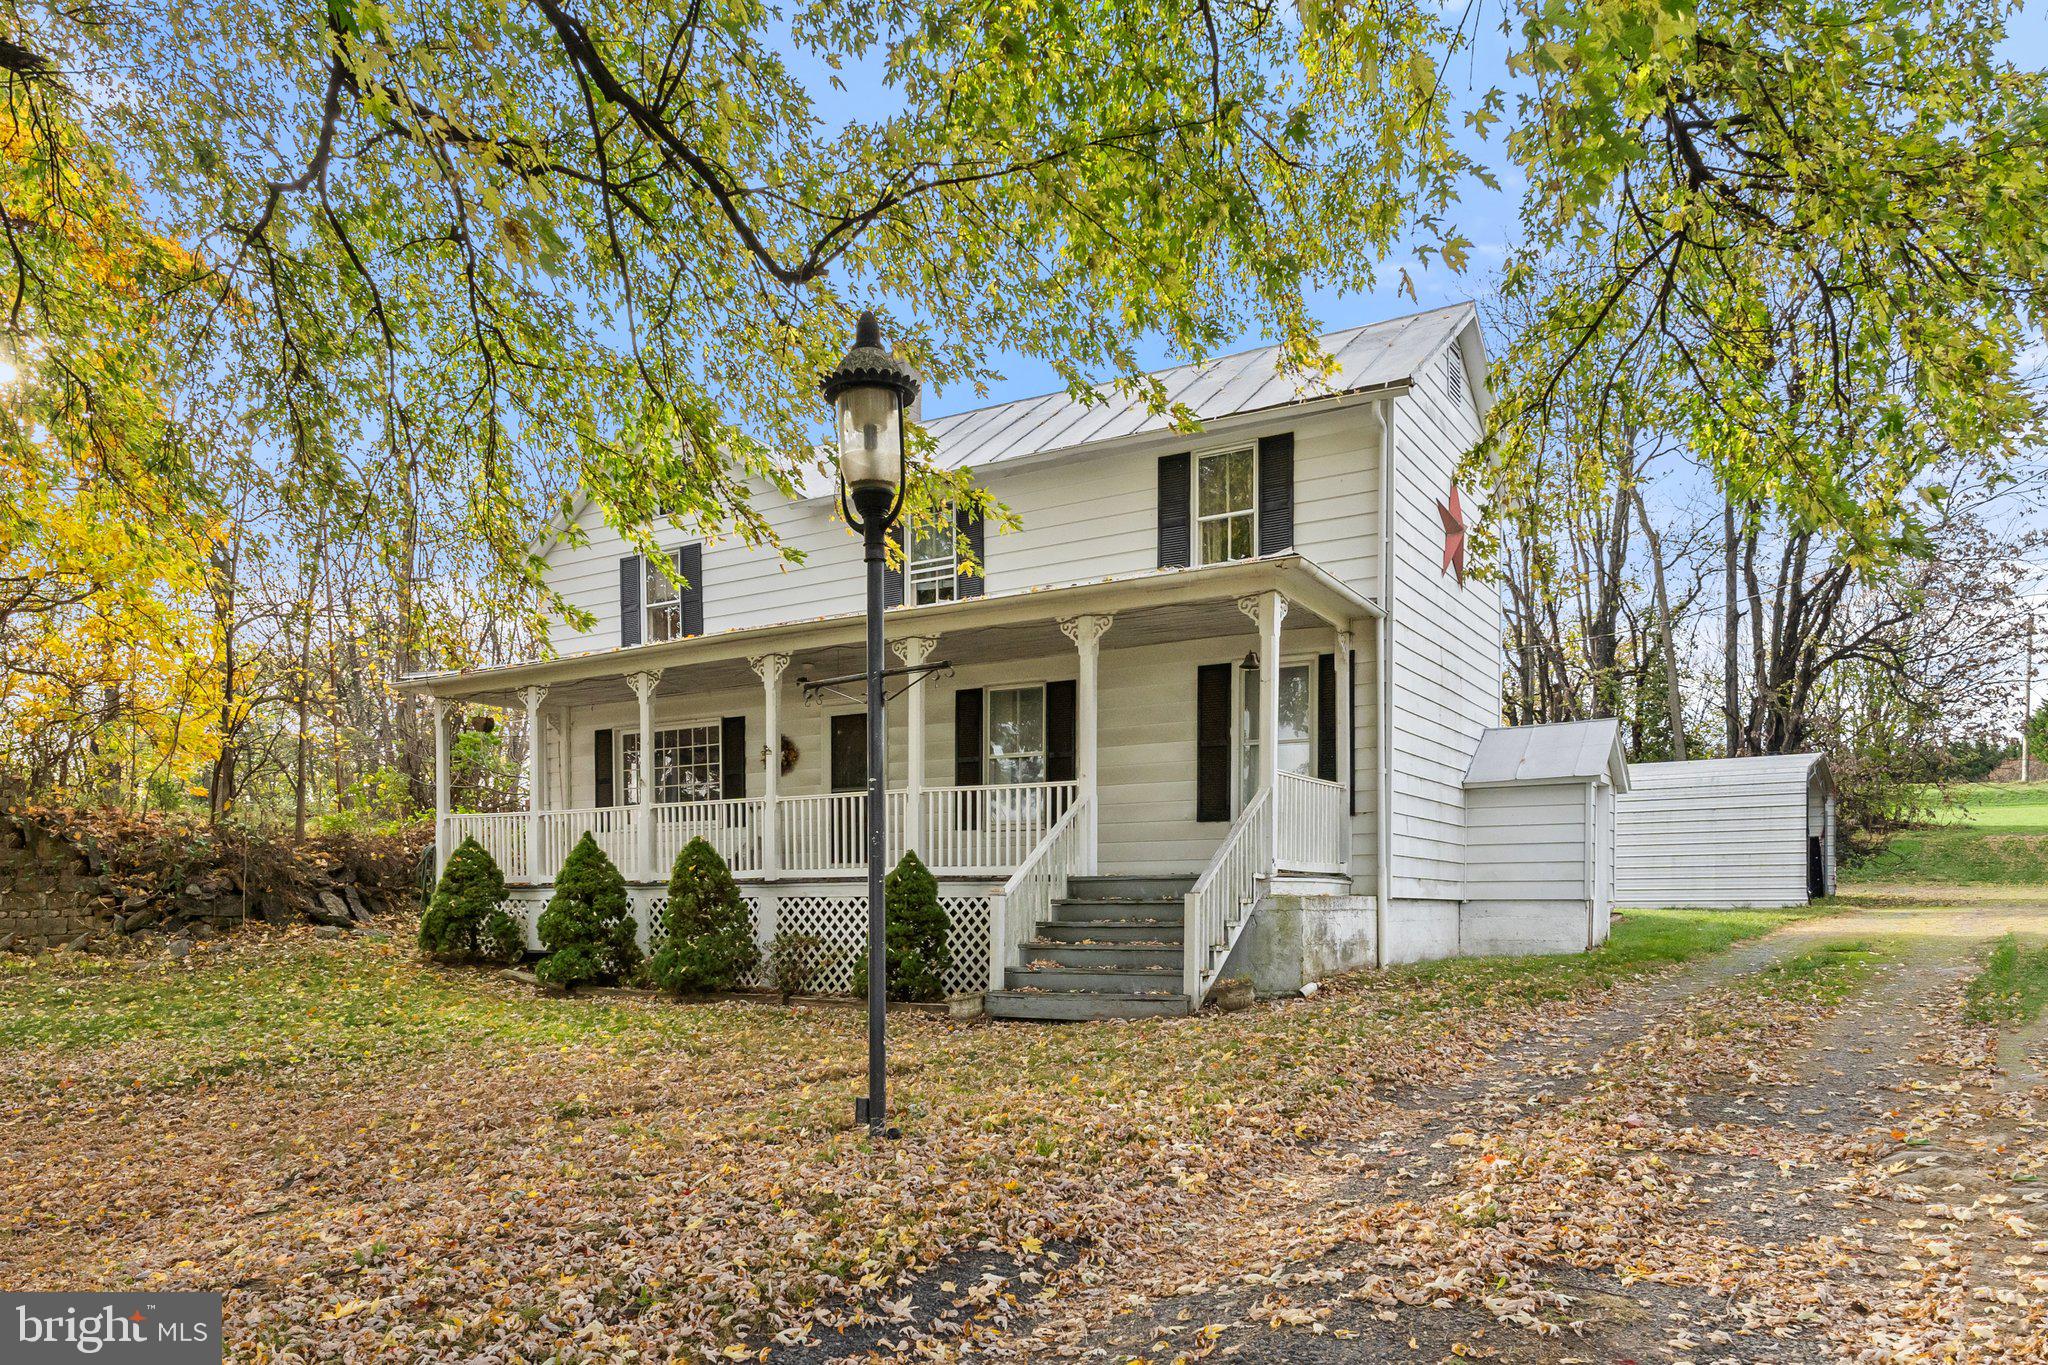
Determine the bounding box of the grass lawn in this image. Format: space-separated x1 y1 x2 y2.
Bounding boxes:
1964 932 2048 1024
0 902 1824 1358
1846 782 2048 885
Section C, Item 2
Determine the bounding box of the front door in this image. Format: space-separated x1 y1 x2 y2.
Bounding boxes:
829 714 867 864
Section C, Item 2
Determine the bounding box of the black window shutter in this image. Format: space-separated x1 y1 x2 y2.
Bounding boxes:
720 715 746 799
678 543 704 637
954 688 984 785
1257 432 1295 553
1157 452 1191 568
1316 652 1337 781
594 728 615 808
883 523 905 607
619 556 642 647
1195 663 1232 822
1045 680 1077 783
957 504 985 598
1347 649 1359 817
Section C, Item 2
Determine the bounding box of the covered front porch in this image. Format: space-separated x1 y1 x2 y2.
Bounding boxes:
408 554 1377 1009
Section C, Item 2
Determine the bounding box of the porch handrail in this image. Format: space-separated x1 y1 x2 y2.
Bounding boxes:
1274 771 1347 873
1182 786 1273 1003
985 793 1093 993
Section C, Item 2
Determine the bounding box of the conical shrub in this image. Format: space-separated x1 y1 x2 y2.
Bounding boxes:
648 837 760 994
418 836 523 964
535 833 640 990
851 850 952 1003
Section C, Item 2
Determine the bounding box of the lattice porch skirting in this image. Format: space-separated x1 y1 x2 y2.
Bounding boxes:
498 879 995 998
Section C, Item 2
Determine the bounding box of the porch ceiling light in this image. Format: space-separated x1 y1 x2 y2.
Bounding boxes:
820 310 919 527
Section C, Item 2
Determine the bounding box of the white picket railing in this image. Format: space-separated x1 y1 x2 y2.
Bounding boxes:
532 806 638 881
985 794 1093 992
445 812 528 881
1182 786 1272 1002
916 781 1077 875
1274 771 1348 873
775 792 911 875
447 781 1085 886
653 798 766 878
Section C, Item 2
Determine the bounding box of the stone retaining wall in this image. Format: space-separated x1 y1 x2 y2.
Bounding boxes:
0 813 108 948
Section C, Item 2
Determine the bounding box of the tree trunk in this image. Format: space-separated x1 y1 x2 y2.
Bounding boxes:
1722 499 1740 754
1631 487 1688 761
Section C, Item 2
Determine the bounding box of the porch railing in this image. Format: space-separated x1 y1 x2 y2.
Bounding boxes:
916 781 1077 875
654 798 766 878
985 793 1093 992
1274 771 1347 874
449 781 1087 886
1182 785 1271 1003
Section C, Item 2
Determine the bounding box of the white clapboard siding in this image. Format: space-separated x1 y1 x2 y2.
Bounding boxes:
1383 340 1500 913
1465 789 1590 899
1616 756 1831 908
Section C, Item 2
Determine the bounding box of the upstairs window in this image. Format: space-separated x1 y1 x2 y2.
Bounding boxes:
907 509 959 606
645 548 686 641
1195 446 1256 565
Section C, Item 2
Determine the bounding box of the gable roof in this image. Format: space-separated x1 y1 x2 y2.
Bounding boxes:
1465 719 1631 791
927 300 1481 472
536 300 1484 558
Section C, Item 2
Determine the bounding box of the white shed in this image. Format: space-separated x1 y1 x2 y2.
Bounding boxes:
1615 754 1837 909
1461 719 1630 955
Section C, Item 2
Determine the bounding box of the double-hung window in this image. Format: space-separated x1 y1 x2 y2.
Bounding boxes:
1196 447 1256 564
907 509 959 606
621 723 722 804
645 548 687 641
985 685 1046 786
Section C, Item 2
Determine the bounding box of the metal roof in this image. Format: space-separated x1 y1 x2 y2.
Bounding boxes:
926 301 1477 472
1465 719 1631 790
1625 754 1830 792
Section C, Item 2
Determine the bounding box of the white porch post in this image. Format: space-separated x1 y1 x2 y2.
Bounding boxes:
520 685 548 883
1060 614 1113 872
627 670 662 882
749 653 790 879
892 635 939 858
1336 627 1355 878
430 697 451 880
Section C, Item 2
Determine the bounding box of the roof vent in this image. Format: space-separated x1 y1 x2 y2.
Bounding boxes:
1444 346 1466 405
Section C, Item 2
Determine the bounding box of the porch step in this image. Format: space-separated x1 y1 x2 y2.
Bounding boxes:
1005 962 1181 993
985 872 1198 1022
1050 896 1183 924
1023 940 1181 969
984 988 1192 1021
1063 875 1197 901
1037 920 1184 945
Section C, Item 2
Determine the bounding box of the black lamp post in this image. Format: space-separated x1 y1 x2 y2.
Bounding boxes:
822 310 919 1138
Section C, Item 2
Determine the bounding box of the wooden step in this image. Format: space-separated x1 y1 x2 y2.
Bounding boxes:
1050 897 1183 923
1063 875 1196 901
985 988 1193 1021
1006 962 1181 993
1022 940 1181 970
1037 920 1184 945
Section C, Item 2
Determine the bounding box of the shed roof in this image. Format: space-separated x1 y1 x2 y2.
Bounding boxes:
1624 754 1830 792
1464 719 1630 791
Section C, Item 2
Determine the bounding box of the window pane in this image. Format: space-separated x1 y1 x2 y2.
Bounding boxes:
1225 447 1252 507
1198 452 1229 516
645 550 680 605
1200 519 1231 565
1277 665 1313 777
986 686 1045 786
1227 514 1253 562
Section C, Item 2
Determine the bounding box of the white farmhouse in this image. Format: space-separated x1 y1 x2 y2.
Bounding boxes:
405 301 1535 1019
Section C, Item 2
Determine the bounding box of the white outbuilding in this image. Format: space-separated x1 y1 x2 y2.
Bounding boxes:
1615 754 1837 909
1461 719 1631 955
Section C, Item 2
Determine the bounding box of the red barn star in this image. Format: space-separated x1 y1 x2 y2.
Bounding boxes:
1437 482 1468 585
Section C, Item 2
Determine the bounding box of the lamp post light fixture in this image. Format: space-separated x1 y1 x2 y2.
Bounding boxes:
822 309 919 1139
